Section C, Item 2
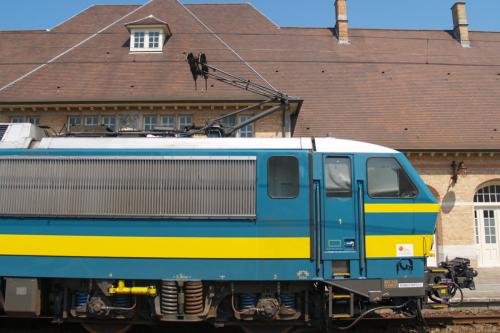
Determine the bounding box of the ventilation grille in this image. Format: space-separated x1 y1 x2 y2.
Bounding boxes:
0 125 8 141
0 156 256 219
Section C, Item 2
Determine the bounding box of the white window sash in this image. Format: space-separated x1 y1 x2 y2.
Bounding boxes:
130 29 164 52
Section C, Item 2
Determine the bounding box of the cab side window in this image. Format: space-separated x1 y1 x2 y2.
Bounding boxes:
367 157 417 198
268 156 299 198
325 157 352 197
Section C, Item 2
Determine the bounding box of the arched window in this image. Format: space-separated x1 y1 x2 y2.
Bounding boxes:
474 183 500 267
474 185 500 203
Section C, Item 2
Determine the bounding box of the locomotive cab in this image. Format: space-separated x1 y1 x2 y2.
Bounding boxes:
314 139 438 297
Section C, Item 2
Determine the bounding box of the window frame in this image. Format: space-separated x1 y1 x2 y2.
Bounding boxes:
474 210 480 244
366 156 418 199
474 185 500 204
139 114 193 131
101 115 117 131
27 116 40 125
161 115 176 130
133 31 145 49
149 31 160 48
10 116 25 123
84 116 99 127
130 29 164 52
178 115 193 130
267 155 300 199
143 115 158 131
483 209 497 244
68 116 82 127
238 115 254 138
325 156 353 198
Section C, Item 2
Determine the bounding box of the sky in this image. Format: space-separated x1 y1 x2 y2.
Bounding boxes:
0 0 499 32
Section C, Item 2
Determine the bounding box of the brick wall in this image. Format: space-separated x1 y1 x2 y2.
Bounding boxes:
409 154 500 266
0 106 290 137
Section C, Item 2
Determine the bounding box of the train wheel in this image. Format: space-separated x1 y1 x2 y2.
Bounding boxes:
81 322 133 333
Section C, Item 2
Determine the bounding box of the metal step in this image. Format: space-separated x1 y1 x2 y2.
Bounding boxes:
333 273 351 279
333 295 352 300
332 314 352 319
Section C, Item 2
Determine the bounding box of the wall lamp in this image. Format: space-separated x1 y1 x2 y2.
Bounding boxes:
451 161 467 185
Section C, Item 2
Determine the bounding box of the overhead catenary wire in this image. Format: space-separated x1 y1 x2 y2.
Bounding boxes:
0 1 154 93
179 1 278 91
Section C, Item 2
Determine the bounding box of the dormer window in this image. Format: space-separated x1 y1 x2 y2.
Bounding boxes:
125 15 171 53
131 29 162 52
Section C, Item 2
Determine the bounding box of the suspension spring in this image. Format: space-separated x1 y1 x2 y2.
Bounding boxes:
112 295 132 308
280 293 296 309
74 291 89 309
160 281 178 315
184 281 204 315
239 294 257 310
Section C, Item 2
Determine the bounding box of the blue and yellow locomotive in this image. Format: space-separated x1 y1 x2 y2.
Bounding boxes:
0 123 463 331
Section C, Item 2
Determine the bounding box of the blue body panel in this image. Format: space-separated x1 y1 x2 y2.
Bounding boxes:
0 148 437 282
0 148 313 281
0 256 317 281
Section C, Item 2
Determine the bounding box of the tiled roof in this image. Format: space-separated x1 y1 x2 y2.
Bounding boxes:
0 1 271 103
0 0 499 150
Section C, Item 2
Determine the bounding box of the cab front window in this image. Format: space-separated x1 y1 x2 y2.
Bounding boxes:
367 157 417 198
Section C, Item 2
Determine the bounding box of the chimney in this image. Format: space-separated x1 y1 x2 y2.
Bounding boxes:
451 2 470 47
335 0 349 44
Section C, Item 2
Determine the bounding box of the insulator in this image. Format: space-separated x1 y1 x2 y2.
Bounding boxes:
184 281 204 315
74 291 89 309
112 295 132 308
239 294 257 310
280 293 296 309
160 281 178 315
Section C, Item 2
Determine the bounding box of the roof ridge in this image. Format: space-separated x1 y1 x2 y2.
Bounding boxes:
186 2 280 30
245 2 280 29
280 26 500 34
92 4 142 6
0 30 47 33
124 14 168 26
49 5 96 31
185 3 249 6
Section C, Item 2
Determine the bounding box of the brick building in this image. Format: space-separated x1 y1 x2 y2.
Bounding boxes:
0 0 499 267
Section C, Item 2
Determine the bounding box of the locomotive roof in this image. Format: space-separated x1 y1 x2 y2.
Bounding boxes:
0 124 397 154
35 137 397 154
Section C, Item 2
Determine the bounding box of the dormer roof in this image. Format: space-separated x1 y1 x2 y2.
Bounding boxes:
124 15 171 35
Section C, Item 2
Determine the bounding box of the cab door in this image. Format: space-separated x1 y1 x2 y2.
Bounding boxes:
321 155 358 260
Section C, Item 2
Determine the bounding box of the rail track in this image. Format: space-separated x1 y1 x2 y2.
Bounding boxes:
424 310 500 326
0 304 500 332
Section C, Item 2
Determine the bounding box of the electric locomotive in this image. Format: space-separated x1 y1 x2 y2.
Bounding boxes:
0 123 467 331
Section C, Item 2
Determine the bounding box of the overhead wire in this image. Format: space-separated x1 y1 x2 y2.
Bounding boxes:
178 1 278 91
0 0 154 93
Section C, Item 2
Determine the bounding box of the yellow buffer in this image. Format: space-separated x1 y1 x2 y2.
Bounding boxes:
0 234 310 259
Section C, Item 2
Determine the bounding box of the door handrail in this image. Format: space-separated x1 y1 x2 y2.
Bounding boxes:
314 181 322 275
357 180 366 277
